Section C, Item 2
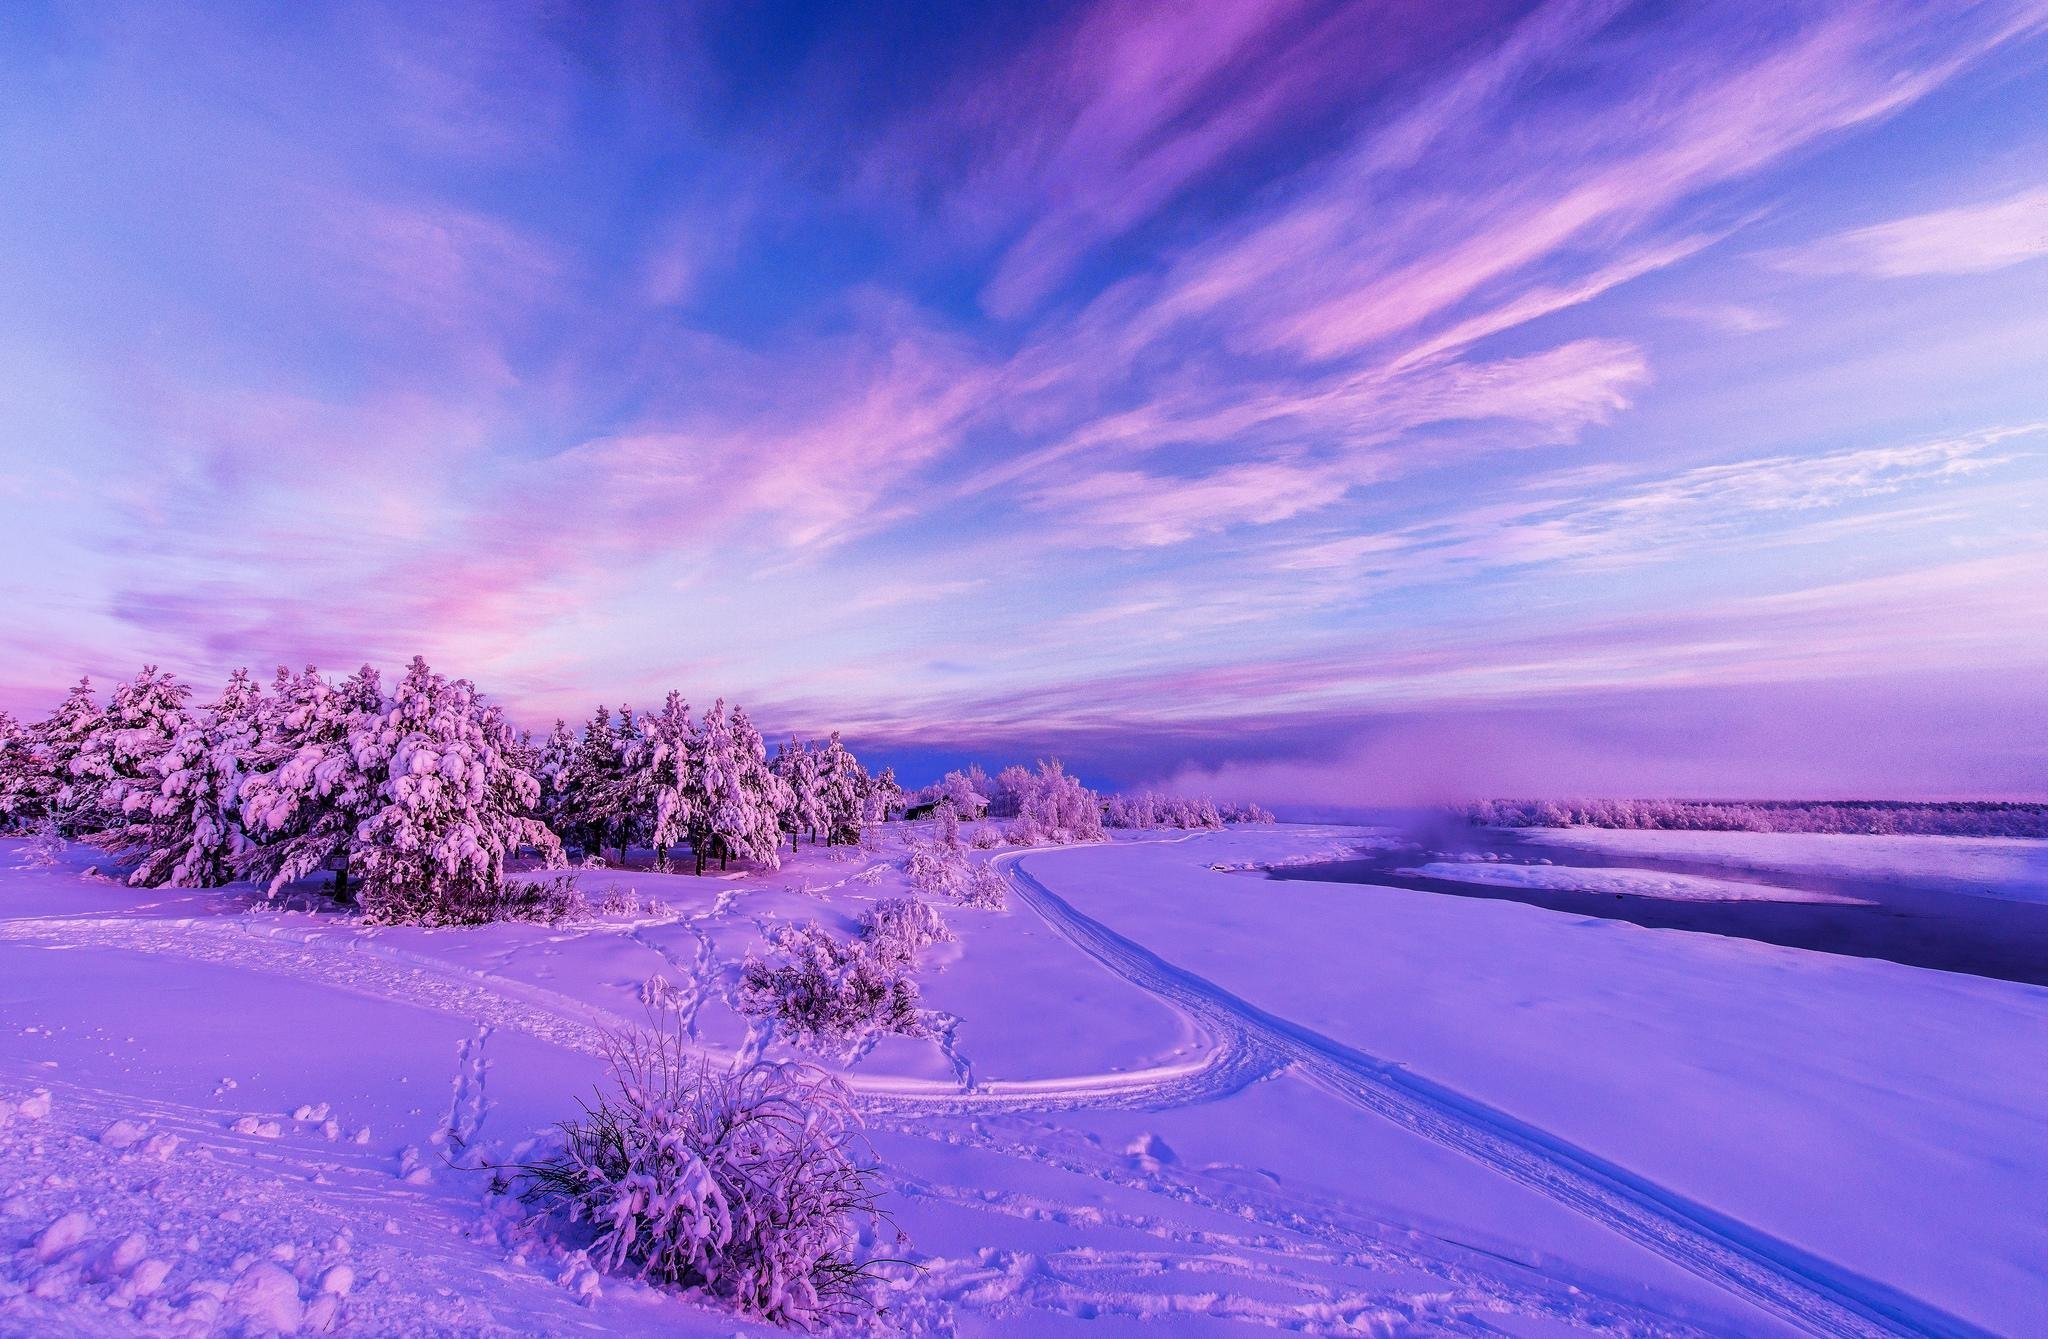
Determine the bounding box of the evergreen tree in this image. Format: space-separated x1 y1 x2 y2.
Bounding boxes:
105 668 262 887
238 665 385 899
626 691 694 871
610 704 641 864
770 737 826 848
73 665 190 838
33 677 103 834
534 718 577 844
728 705 789 868
866 766 903 826
686 700 782 873
0 710 47 833
562 704 624 861
814 732 869 845
352 656 559 924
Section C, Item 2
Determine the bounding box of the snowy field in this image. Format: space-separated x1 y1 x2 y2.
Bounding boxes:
4 823 2045 1336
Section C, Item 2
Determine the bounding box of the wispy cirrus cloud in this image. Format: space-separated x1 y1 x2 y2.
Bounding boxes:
2 0 2046 797
1773 184 2048 278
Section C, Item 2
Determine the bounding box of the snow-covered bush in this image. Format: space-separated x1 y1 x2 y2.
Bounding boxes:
903 840 1006 910
1100 791 1271 829
736 923 925 1056
490 873 587 924
855 898 953 971
966 822 1004 850
931 802 960 849
518 1027 887 1329
1001 760 1103 846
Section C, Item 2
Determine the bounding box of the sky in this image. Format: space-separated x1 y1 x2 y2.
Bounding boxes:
2 0 2046 800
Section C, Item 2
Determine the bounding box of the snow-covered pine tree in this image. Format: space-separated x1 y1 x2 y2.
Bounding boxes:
0 710 47 834
686 699 780 873
866 765 903 826
237 665 386 899
33 677 103 834
72 665 191 839
626 691 694 871
561 704 625 861
610 704 641 865
689 700 735 873
770 737 825 848
729 705 789 868
104 668 263 887
814 732 869 845
351 656 560 924
536 717 577 839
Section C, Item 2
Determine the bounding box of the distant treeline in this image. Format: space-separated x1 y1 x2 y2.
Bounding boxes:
1464 798 2048 839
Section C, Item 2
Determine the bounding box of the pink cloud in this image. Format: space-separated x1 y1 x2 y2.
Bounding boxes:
1773 184 2048 278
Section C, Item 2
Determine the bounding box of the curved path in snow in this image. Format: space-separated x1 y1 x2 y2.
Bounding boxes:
999 841 1989 1339
0 904 1265 1117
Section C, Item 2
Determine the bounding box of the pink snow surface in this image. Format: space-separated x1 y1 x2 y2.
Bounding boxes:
2 823 2043 1333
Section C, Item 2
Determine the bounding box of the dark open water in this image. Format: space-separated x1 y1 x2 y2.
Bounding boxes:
1266 824 2048 987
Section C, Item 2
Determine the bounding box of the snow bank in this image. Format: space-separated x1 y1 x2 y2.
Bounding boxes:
1405 860 1870 903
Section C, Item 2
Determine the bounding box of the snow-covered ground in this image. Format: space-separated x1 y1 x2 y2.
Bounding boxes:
3 823 2043 1335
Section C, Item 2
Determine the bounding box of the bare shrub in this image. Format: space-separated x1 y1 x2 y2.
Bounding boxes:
14 818 64 870
516 1027 890 1329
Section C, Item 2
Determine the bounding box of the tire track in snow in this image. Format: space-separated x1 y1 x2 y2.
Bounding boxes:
1000 845 1990 1339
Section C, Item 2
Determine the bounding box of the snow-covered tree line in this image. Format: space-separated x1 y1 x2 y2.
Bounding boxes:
0 663 893 917
905 760 1105 843
906 763 1273 839
532 696 896 875
1465 797 2048 838
1104 792 1276 829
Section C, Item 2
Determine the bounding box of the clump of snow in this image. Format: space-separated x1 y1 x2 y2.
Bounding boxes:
34 1210 91 1260
226 1260 304 1333
98 1118 149 1150
516 1027 889 1330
